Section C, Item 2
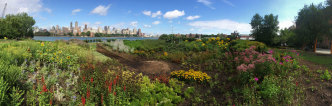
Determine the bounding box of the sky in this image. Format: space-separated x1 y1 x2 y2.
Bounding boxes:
0 0 327 35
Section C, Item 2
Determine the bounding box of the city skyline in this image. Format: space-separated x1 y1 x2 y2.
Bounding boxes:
0 0 327 35
34 21 146 37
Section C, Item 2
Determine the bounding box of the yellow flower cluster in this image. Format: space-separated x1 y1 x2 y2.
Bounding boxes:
196 39 202 42
4 37 7 40
171 69 211 83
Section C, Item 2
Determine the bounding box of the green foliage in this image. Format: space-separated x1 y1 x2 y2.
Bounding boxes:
0 77 9 105
250 13 279 46
295 3 328 48
184 87 195 98
231 40 267 52
0 13 35 39
10 87 24 106
259 76 280 102
320 70 331 80
274 28 296 46
132 76 183 105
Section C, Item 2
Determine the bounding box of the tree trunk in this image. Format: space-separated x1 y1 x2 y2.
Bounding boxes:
330 40 332 54
314 38 317 52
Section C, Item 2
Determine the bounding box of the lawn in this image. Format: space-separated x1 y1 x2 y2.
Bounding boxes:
301 51 332 69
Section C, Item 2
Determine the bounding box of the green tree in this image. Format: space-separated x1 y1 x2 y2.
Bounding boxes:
81 32 86 36
250 13 279 46
295 3 328 50
274 27 296 46
1 13 35 39
86 31 91 36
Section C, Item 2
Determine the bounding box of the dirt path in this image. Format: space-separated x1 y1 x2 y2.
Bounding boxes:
96 43 178 75
298 59 332 106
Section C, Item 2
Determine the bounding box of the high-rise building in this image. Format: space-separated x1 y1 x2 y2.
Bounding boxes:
70 22 73 30
133 28 137 35
84 24 87 30
138 28 142 36
75 21 78 29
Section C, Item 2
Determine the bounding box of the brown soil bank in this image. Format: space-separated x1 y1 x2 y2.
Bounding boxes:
96 44 178 75
299 59 332 106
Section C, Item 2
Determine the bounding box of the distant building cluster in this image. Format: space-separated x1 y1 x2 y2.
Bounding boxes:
34 21 144 37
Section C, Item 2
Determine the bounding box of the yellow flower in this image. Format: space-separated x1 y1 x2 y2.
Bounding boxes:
41 42 45 46
185 40 188 42
227 38 230 41
4 37 7 40
53 53 56 55
66 56 70 59
196 39 202 42
58 51 62 54
202 43 205 46
216 37 220 41
164 52 168 56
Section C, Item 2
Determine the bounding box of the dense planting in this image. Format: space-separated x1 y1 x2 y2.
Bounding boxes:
0 36 330 105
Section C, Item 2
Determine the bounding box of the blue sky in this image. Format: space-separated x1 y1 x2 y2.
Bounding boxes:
0 0 327 35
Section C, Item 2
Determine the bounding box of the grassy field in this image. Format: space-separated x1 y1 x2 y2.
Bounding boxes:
301 52 332 69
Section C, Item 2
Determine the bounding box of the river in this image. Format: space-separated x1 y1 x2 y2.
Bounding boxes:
32 36 159 41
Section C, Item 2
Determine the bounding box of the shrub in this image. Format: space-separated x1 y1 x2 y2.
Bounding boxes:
231 40 267 52
171 69 211 83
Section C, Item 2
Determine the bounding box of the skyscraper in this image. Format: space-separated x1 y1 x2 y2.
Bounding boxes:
138 28 142 36
85 24 87 30
70 22 73 30
75 21 78 29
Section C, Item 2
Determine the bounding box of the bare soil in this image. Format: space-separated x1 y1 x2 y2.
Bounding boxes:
299 59 332 106
96 44 179 75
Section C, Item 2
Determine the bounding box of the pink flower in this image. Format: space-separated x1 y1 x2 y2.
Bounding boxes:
279 62 283 65
268 50 273 54
248 64 255 69
243 57 250 63
234 57 239 62
237 64 248 72
254 77 259 81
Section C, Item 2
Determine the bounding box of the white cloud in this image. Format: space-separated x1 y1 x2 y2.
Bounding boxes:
152 21 160 25
91 4 111 16
152 11 162 18
168 20 173 23
197 0 215 9
95 21 102 25
222 0 235 7
189 19 252 34
144 24 152 28
45 8 52 13
72 9 81 15
186 15 200 20
130 21 138 27
163 10 185 19
142 10 151 16
279 20 294 29
0 0 51 15
143 10 163 18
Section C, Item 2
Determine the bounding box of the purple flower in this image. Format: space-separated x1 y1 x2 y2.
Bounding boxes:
279 62 283 65
254 77 259 81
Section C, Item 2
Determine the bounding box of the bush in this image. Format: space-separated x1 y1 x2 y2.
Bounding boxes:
231 40 267 52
